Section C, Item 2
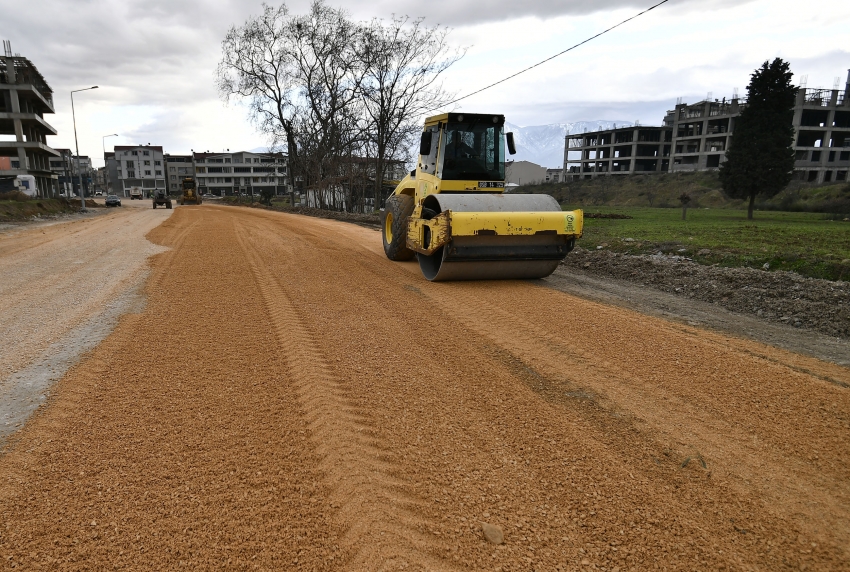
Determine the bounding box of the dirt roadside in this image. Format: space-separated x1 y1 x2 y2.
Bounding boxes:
0 205 847 570
544 264 850 369
561 247 849 339
0 200 173 443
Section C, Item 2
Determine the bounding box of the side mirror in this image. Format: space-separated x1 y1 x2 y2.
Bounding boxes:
506 132 517 155
419 131 432 156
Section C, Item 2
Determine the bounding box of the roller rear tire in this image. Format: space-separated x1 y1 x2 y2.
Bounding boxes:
382 194 415 261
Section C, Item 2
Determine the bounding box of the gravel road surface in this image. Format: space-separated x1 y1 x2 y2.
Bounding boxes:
1 205 848 571
0 199 172 442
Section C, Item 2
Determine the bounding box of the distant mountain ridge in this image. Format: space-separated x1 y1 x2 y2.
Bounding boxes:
505 121 633 169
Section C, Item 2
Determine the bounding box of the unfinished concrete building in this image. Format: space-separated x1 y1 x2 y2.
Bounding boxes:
563 70 850 184
564 125 671 178
0 41 59 196
793 81 850 184
668 97 742 172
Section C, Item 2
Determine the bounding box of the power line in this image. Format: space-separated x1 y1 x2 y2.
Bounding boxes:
441 0 671 108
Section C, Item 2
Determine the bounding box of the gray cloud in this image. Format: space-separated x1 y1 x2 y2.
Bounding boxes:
360 0 757 26
1 0 841 160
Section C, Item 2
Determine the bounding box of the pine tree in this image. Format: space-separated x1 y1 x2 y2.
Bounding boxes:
719 58 797 219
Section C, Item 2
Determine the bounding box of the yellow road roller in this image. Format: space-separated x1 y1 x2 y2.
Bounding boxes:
381 113 583 281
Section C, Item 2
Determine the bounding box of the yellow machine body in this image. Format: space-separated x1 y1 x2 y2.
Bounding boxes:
179 178 202 205
384 112 583 281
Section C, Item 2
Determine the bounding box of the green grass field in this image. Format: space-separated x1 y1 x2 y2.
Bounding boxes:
567 206 850 281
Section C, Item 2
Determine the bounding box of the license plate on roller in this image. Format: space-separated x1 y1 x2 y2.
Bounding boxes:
478 181 505 188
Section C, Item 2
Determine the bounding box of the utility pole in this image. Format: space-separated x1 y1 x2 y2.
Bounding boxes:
70 85 98 211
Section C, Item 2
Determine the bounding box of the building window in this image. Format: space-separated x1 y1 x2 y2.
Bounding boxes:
144 160 151 166
126 161 133 168
224 177 232 183
145 170 151 175
143 151 150 156
128 171 135 177
155 160 161 166
171 175 176 181
156 170 162 176
132 151 138 156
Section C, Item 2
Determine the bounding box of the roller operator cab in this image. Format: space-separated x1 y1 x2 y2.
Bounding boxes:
381 113 583 281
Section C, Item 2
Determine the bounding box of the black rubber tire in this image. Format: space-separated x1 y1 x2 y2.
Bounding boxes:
381 194 415 261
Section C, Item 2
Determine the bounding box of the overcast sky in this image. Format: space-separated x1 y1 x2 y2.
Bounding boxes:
3 0 848 166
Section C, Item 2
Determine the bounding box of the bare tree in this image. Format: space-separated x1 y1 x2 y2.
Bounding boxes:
217 2 463 212
289 2 366 210
359 16 464 209
216 4 300 204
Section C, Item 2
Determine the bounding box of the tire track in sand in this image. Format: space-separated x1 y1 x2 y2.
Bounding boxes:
232 219 454 571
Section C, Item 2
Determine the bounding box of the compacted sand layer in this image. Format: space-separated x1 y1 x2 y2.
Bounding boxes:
1 205 848 571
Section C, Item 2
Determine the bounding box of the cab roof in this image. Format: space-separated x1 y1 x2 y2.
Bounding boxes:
423 113 505 127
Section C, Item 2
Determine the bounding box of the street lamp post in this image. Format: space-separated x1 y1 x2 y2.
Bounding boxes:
71 85 98 211
102 133 118 194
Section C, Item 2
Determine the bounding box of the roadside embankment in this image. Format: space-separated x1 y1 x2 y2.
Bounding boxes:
561 246 849 339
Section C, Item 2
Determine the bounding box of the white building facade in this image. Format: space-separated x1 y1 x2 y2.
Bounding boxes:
113 145 166 196
193 151 289 196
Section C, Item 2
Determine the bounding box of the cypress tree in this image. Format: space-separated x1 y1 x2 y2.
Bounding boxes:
719 58 797 219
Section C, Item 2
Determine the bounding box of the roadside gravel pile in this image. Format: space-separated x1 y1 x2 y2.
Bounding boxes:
562 246 850 338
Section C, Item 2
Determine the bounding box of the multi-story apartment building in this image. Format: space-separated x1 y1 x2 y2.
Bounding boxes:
95 166 107 193
104 151 117 193
0 41 60 196
113 145 166 196
164 154 194 193
49 149 93 195
193 150 289 196
563 70 850 184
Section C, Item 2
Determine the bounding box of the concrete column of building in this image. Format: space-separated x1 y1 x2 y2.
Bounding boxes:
628 129 638 174
703 110 712 169
668 105 680 173
655 141 664 172
820 105 837 183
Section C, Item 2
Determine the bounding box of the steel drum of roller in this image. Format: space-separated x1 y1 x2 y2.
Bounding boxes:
417 194 574 282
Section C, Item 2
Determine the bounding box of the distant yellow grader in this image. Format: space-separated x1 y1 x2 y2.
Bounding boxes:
179 178 202 205
381 113 583 281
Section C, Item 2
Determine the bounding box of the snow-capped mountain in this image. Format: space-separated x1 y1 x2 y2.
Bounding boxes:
505 121 633 169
